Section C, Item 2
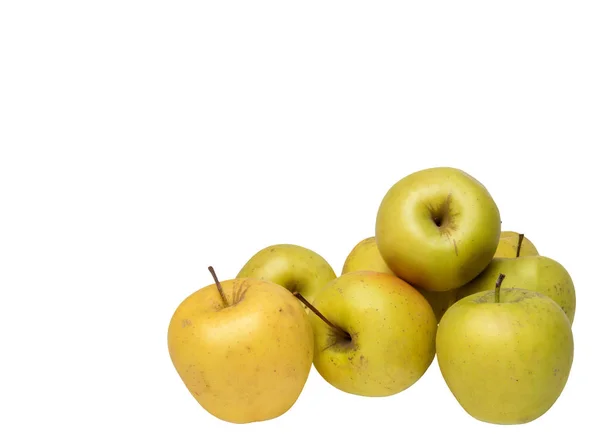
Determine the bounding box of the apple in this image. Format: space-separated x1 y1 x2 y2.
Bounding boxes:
302 270 437 397
342 236 394 275
167 267 314 424
237 244 336 305
417 286 458 323
375 167 501 292
436 274 574 425
456 255 576 324
495 231 539 258
342 236 457 322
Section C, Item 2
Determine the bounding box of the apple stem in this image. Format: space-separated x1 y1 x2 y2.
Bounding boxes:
495 273 506 303
208 266 229 307
293 292 351 340
516 234 525 258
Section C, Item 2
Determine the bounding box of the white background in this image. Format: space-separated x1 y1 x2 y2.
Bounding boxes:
1 1 599 433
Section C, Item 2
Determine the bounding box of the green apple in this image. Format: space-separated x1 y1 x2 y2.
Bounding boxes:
305 270 437 397
417 287 459 323
237 244 336 305
495 231 539 258
342 236 394 275
437 275 574 424
341 236 457 322
375 167 501 292
456 255 576 324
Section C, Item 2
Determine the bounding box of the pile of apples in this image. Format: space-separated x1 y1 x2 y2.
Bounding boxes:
167 167 576 426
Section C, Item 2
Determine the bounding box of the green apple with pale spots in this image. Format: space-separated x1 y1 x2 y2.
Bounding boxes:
456 254 576 324
436 274 574 425
417 286 459 323
375 167 501 292
237 244 336 306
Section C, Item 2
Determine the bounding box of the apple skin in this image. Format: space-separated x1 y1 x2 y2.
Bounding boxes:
342 236 457 322
237 244 336 304
308 271 437 397
495 231 539 258
167 277 314 424
436 288 574 425
342 236 395 275
456 256 576 324
375 167 501 292
417 287 459 323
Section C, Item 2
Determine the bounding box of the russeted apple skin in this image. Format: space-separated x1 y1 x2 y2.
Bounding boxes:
457 256 576 324
308 271 437 397
436 288 574 425
237 244 337 305
167 277 314 424
375 167 501 292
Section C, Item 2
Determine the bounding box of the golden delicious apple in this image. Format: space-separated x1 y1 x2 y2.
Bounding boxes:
168 267 314 424
495 231 539 258
237 244 336 304
417 286 459 323
375 167 501 292
342 236 394 275
341 236 457 322
306 270 437 397
437 275 574 424
456 256 576 324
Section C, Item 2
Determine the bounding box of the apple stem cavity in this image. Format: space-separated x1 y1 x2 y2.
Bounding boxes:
208 266 229 307
293 292 351 340
495 273 506 303
516 233 525 258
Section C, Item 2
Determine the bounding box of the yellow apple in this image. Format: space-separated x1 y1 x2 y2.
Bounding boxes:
437 276 574 424
307 271 437 397
375 167 501 292
341 236 394 275
167 268 314 424
495 231 539 258
237 244 336 305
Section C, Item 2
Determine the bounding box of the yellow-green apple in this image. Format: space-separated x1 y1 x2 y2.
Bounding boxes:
168 267 314 424
237 244 336 305
437 274 574 425
495 231 539 258
456 255 576 324
375 167 501 292
303 270 437 397
418 287 459 323
342 236 394 275
341 236 457 322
